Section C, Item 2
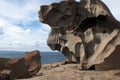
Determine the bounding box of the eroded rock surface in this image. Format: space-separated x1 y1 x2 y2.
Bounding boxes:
39 0 120 70
7 50 41 79
24 50 41 75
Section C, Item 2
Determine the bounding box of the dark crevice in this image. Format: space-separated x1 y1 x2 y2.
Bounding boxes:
103 30 107 33
89 65 95 70
55 44 61 51
75 15 107 32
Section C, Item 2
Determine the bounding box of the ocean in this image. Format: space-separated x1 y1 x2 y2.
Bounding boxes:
0 51 64 64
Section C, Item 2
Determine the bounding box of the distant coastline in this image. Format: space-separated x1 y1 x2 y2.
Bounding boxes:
0 51 64 64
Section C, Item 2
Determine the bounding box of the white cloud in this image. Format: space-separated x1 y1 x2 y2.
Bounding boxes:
0 27 3 35
25 29 31 34
0 18 51 51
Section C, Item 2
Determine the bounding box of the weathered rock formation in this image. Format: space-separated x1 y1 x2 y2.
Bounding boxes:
7 50 41 79
39 0 120 70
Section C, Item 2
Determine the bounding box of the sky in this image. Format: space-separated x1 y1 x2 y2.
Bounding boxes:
0 0 120 52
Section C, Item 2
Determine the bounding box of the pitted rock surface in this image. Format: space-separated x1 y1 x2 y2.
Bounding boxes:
39 0 120 70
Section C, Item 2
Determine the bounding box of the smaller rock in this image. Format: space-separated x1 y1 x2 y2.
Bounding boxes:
42 64 53 70
24 50 41 76
7 50 41 79
7 58 30 79
51 63 59 68
42 62 63 70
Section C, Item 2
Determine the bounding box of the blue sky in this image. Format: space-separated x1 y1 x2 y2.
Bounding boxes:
0 0 120 52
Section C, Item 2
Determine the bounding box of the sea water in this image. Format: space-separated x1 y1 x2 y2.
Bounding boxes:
0 51 64 64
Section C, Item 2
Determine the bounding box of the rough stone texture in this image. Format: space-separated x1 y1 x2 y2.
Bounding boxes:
39 0 120 70
0 58 9 71
0 58 12 80
17 64 120 80
7 58 30 79
0 70 11 80
24 50 41 75
7 50 41 79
